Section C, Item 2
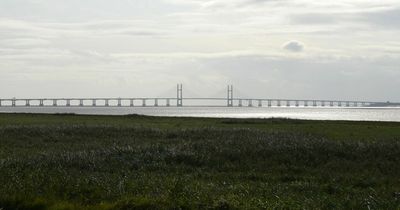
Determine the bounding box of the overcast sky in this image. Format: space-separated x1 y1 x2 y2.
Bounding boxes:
1 0 399 101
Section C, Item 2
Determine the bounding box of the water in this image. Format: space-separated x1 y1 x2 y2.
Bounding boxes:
1 106 400 122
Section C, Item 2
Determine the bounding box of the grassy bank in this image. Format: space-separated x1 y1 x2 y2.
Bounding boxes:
0 113 399 209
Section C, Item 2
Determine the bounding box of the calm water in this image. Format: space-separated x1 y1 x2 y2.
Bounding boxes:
1 107 400 122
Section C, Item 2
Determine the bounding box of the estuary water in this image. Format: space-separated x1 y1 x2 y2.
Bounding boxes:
1 107 400 122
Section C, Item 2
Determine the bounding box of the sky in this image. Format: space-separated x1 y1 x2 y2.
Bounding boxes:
1 0 400 101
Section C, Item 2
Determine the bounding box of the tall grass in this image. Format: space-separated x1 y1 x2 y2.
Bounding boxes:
0 115 399 209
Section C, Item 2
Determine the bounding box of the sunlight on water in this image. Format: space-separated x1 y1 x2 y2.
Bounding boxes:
1 107 400 122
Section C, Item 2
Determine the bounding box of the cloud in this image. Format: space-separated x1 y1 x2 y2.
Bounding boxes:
359 7 400 29
1 0 400 100
282 40 305 52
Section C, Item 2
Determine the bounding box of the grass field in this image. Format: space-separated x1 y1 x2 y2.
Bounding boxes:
0 113 399 209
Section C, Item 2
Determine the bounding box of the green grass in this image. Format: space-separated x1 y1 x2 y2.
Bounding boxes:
0 113 399 209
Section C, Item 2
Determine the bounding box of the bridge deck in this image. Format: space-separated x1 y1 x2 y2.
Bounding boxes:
0 97 397 107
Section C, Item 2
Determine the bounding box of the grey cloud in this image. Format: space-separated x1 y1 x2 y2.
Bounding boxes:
359 7 400 29
193 54 400 101
0 0 180 22
0 38 50 49
290 13 339 25
282 41 304 52
114 30 165 37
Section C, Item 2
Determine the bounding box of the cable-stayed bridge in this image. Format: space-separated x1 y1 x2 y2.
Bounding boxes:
1 84 399 108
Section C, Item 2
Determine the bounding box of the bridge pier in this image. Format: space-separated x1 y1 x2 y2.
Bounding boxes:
12 98 16 107
321 101 325 107
26 100 30 106
239 99 242 107
166 99 170 107
313 100 317 107
53 99 57 106
154 99 158 107
286 100 290 107
92 99 96 107
142 99 146 107
39 99 44 107
130 99 134 107
0 99 2 107
304 101 308 107
105 99 109 107
248 100 253 107
330 101 334 107
268 100 271 107
79 99 84 107
66 99 70 107
118 98 122 107
258 100 262 107
295 100 299 107
277 100 281 107
338 101 342 107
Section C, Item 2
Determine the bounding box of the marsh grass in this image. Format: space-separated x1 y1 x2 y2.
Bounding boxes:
0 114 399 209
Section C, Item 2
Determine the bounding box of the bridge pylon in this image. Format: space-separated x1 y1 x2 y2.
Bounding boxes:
177 84 183 107
227 85 233 107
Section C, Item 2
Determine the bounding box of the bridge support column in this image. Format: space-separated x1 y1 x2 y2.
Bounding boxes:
313 100 317 107
154 99 158 107
346 101 350 107
26 100 30 106
268 100 271 107
321 101 325 107
92 99 96 107
227 85 233 107
330 101 334 107
166 99 170 107
105 99 109 107
304 101 308 107
248 100 253 107
177 84 183 107
258 100 262 107
338 101 342 107
142 99 146 107
295 101 299 107
286 100 290 107
79 99 84 107
130 99 134 107
12 98 16 107
53 99 57 106
277 100 281 107
39 99 44 107
118 98 122 107
66 99 70 107
0 99 2 107
239 99 242 107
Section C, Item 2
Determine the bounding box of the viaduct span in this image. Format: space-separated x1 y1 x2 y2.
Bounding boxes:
0 84 397 108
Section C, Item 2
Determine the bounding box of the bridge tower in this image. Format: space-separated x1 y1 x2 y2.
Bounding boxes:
227 85 233 107
177 84 183 107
